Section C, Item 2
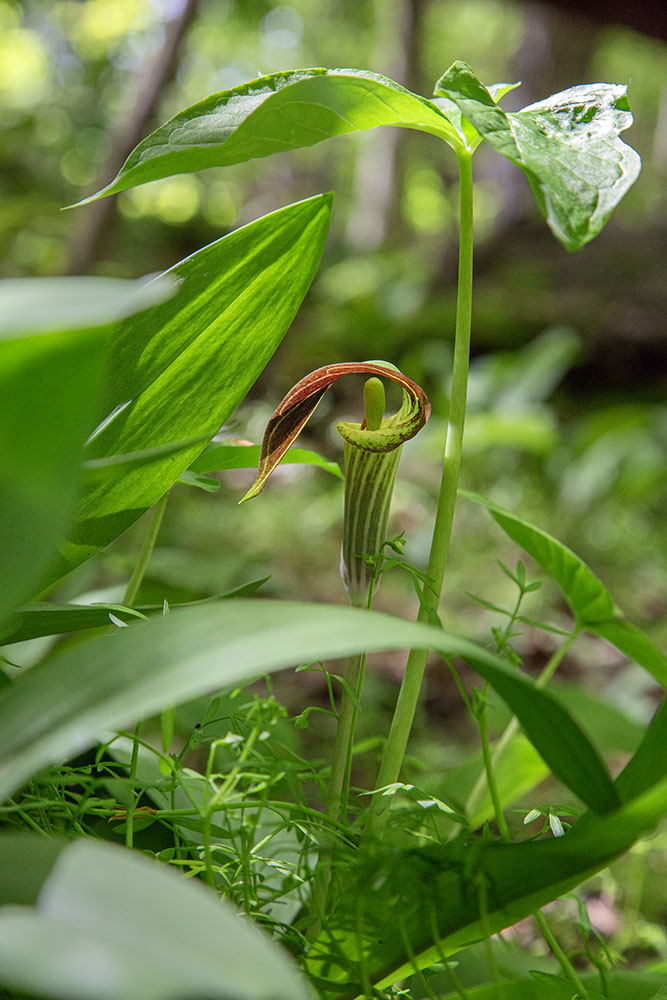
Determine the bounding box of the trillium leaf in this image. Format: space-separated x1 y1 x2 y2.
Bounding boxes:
435 61 641 250
241 362 430 501
74 69 463 204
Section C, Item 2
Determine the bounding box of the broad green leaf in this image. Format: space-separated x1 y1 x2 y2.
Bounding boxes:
82 435 210 484
75 70 464 205
0 278 175 626
0 275 174 337
0 837 311 1000
0 580 269 646
0 833 64 906
436 61 641 250
0 601 618 812
462 491 667 689
437 972 667 999
305 777 667 996
48 194 332 583
590 618 667 690
189 441 343 480
615 698 667 802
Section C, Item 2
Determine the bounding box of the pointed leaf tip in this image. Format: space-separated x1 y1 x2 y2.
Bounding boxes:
241 362 429 500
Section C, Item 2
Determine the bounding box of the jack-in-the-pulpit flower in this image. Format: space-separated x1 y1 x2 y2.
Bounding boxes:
241 361 430 605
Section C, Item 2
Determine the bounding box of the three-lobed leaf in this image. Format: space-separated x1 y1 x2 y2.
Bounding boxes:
78 63 640 253
436 62 641 249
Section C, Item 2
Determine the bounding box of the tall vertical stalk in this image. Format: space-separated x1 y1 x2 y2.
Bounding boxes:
366 150 474 834
123 493 168 849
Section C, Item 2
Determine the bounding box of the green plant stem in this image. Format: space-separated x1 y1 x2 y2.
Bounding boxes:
534 909 590 999
122 493 168 849
466 631 578 819
326 650 365 824
366 150 474 836
200 723 262 889
478 689 510 842
122 492 168 606
125 720 143 849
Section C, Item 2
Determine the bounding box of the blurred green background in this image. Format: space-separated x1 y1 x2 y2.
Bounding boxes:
2 0 666 755
2 0 666 968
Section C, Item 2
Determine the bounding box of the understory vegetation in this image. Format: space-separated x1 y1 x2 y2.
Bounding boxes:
1 4 666 1000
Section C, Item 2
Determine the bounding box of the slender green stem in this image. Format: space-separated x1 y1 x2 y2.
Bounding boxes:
125 720 143 849
466 631 578 819
478 690 510 842
534 909 590 999
122 493 168 849
326 650 365 824
122 492 168 606
366 150 474 835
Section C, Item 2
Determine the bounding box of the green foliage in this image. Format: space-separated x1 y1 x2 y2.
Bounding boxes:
435 63 641 249
0 601 620 812
0 838 311 1000
0 276 175 626
0 41 663 1000
81 62 639 251
52 194 332 584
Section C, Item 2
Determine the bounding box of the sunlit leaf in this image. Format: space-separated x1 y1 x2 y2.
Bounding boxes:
435 61 641 249
47 194 332 583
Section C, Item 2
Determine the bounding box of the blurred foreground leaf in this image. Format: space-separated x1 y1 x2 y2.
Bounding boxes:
0 277 175 626
0 601 618 811
0 837 311 1000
